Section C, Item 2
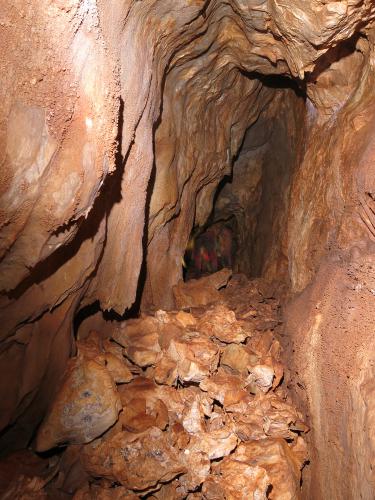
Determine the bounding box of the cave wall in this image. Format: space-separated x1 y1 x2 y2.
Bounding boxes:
2 1 375 497
284 51 375 498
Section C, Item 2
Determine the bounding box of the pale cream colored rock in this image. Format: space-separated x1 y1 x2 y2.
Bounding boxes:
247 364 275 393
182 399 205 434
188 428 238 460
167 335 219 383
179 449 211 492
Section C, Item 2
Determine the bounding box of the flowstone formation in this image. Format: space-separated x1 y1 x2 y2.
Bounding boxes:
1 273 308 499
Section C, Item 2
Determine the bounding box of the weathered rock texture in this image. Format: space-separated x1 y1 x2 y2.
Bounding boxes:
2 0 375 498
2 275 308 499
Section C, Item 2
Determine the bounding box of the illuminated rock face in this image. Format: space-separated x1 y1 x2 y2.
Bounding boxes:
1 0 375 497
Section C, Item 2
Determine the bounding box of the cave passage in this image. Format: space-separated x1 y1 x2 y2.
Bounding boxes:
183 75 306 284
3 2 375 498
183 220 236 279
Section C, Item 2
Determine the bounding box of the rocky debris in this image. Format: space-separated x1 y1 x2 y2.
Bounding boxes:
35 357 122 452
81 427 186 492
5 275 307 497
2 3 375 496
173 268 232 308
197 304 248 343
0 449 59 500
113 317 163 367
77 332 134 384
202 460 269 499
231 439 306 500
73 483 138 499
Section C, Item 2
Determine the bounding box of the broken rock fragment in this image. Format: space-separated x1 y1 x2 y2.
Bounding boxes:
154 355 178 385
36 358 121 452
167 335 219 382
81 427 186 491
112 317 162 367
200 368 249 406
203 460 270 500
188 428 238 460
103 352 133 384
198 304 247 343
232 439 305 500
120 397 168 433
220 343 258 375
173 269 232 308
77 335 133 384
179 449 211 492
247 363 275 393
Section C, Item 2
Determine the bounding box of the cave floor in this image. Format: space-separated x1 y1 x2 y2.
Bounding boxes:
0 272 309 499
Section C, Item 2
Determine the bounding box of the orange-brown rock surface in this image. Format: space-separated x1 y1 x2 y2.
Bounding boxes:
36 357 122 452
1 275 307 498
2 0 375 497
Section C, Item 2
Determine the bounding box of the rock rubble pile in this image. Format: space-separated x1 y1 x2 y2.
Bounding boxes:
1 272 308 499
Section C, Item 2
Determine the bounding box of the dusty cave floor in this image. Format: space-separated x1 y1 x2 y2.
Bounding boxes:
0 271 309 499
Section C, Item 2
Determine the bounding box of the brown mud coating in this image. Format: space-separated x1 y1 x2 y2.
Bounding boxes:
0 273 308 499
2 1 375 498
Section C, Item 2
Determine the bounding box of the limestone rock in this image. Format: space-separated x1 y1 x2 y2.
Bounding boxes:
103 352 133 384
35 358 121 451
187 428 238 460
173 269 232 308
120 397 168 433
220 343 258 375
247 364 275 393
81 428 186 491
179 449 211 492
112 317 162 367
198 304 247 343
232 439 304 500
77 334 133 384
73 483 140 499
154 356 178 385
167 335 219 383
203 461 270 500
200 368 249 406
229 393 306 441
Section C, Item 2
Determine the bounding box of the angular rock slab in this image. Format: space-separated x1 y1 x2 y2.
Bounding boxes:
81 427 186 491
36 358 121 451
